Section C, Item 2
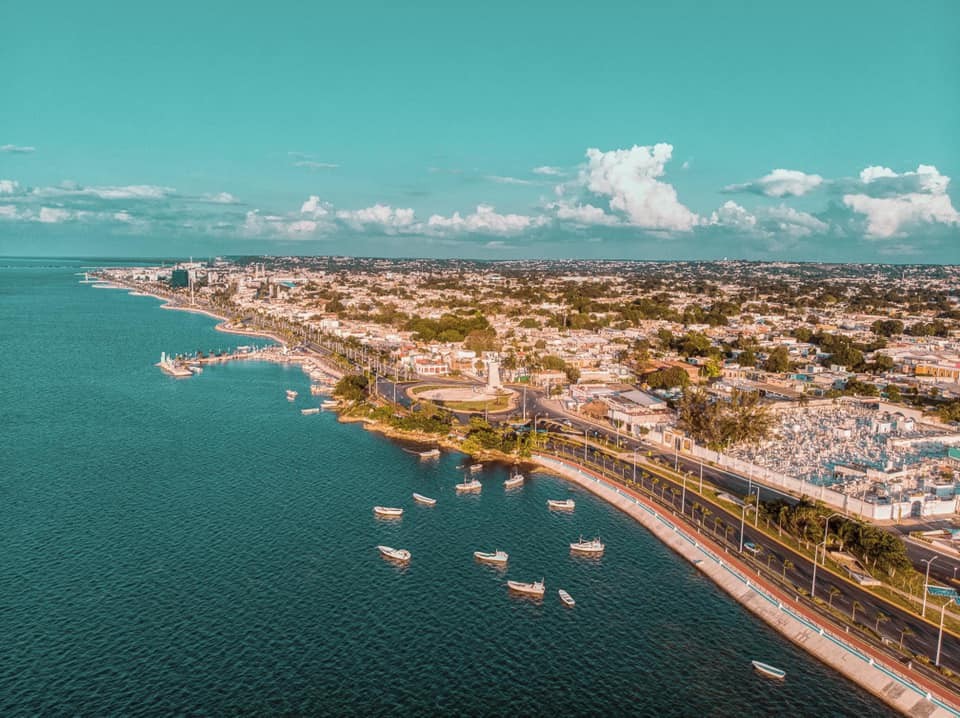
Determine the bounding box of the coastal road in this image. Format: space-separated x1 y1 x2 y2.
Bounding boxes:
543 436 960 680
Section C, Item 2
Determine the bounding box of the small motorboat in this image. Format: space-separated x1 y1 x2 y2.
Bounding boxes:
558 589 575 607
507 579 545 597
373 506 404 518
455 477 482 493
300 407 320 415
321 400 339 409
474 550 509 565
469 463 484 473
285 389 298 400
413 493 437 506
570 536 605 555
377 545 411 562
419 448 441 458
547 499 575 511
751 661 786 680
504 471 524 489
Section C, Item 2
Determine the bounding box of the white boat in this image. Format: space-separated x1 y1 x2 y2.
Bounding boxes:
321 400 339 409
570 536 605 555
504 471 525 489
507 579 545 597
373 506 403 518
188 364 203 374
419 448 441 458
285 389 298 400
413 493 437 506
558 589 575 607
377 545 411 562
469 463 484 473
547 499 575 511
474 550 509 565
455 476 482 493
301 407 320 415
751 661 786 680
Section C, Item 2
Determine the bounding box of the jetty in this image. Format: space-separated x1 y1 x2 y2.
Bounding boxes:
156 352 192 378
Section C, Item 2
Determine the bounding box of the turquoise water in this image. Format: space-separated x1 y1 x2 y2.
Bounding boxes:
0 259 894 716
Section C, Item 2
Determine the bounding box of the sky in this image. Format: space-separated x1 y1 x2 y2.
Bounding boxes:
1 0 958 261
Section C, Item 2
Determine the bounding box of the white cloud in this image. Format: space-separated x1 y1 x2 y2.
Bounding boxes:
724 169 823 197
32 183 174 200
0 144 35 153
427 204 545 235
709 201 757 230
551 201 620 226
0 205 19 218
205 192 238 204
300 195 332 218
0 179 19 195
336 203 416 230
38 207 71 223
483 240 515 249
293 160 339 170
763 205 828 238
486 175 535 185
573 144 700 231
843 164 959 238
532 166 563 176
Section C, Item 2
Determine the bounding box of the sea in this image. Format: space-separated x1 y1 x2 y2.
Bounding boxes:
0 258 894 716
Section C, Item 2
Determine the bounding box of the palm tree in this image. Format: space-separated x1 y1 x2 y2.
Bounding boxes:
899 625 915 650
851 600 864 623
875 611 890 634
782 559 794 580
828 586 841 608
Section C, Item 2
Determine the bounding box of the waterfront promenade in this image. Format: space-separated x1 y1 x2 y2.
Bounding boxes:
534 453 960 717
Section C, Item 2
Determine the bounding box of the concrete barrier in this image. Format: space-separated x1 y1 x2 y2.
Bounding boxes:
533 453 960 718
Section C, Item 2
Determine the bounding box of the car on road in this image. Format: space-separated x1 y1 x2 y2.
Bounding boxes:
743 541 761 555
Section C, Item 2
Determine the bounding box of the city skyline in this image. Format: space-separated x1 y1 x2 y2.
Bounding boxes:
1 0 958 261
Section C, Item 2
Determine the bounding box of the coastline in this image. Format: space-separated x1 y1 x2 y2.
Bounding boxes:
533 454 960 718
97 279 959 714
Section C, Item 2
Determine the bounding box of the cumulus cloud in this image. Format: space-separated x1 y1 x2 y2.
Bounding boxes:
0 179 20 195
843 164 959 238
566 144 700 231
38 207 72 223
550 201 620 226
762 205 828 238
336 204 416 230
0 144 35 153
709 201 757 231
299 195 332 218
532 166 563 176
427 204 545 235
32 183 175 200
724 169 824 197
205 192 238 204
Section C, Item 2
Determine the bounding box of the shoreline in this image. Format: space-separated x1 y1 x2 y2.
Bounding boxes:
97 278 959 713
533 453 960 718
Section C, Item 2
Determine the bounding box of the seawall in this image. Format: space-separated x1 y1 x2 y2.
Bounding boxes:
533 454 960 718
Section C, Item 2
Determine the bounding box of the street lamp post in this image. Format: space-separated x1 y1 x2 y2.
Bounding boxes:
739 503 749 553
811 512 844 601
632 448 638 484
922 557 939 617
584 430 588 463
936 599 950 667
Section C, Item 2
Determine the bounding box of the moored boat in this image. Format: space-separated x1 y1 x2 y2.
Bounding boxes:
469 463 483 473
455 476 482 493
285 389 298 400
570 536 604 555
373 506 404 518
412 493 437 506
321 400 339 409
751 661 786 680
558 589 575 607
507 579 545 597
547 498 575 511
474 549 509 565
377 545 411 562
301 407 320 415
419 448 441 458
504 471 524 489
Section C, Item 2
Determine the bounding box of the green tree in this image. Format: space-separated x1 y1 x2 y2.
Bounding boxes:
764 345 792 373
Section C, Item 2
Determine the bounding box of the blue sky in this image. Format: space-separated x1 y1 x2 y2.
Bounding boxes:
1 0 958 260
